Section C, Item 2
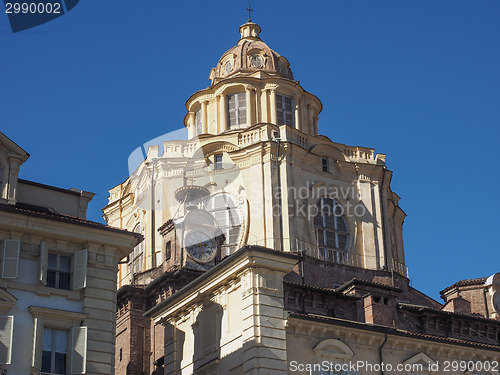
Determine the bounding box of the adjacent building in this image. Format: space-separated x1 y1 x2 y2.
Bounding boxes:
0 132 141 374
104 20 500 375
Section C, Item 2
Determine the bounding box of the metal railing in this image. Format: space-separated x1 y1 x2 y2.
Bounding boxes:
118 237 409 288
247 237 409 278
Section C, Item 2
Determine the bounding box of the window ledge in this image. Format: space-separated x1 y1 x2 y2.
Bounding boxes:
28 306 87 329
37 284 81 301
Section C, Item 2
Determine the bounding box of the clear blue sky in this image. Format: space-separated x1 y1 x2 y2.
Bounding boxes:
1 0 499 301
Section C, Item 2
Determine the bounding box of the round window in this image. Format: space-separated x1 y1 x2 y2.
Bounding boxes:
251 55 263 68
224 60 233 74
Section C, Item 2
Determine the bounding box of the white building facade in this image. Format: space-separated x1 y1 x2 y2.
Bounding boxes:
0 132 141 374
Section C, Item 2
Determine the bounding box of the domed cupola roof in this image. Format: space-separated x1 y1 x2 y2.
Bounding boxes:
210 21 294 85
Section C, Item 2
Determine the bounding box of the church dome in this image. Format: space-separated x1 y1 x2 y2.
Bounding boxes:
210 22 294 84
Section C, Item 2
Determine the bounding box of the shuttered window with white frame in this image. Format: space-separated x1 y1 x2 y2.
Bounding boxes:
31 319 87 374
2 239 20 279
40 244 87 290
0 315 13 365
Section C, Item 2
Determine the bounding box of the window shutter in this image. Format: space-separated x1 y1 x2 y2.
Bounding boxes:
71 326 87 374
2 239 20 279
39 241 48 285
32 317 43 369
73 249 88 290
0 316 13 365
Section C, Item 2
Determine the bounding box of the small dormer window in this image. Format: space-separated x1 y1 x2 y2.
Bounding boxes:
322 157 328 172
227 93 246 129
214 154 223 170
276 93 294 127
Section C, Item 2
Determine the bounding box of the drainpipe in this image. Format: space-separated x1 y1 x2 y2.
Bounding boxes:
150 158 158 268
483 287 490 318
379 333 388 375
274 133 284 252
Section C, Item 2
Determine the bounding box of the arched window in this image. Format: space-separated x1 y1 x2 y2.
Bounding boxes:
313 197 349 263
227 92 246 129
276 93 294 127
128 224 144 277
205 193 242 256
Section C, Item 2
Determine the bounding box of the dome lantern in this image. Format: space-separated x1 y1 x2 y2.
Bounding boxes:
238 22 262 42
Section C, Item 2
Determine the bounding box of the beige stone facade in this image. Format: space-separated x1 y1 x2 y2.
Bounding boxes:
104 21 407 289
0 132 141 374
104 20 499 375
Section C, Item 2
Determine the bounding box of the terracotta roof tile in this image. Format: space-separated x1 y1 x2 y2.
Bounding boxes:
335 278 403 293
399 302 500 324
440 277 488 295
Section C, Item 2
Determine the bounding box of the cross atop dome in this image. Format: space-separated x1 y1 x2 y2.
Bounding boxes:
246 2 253 22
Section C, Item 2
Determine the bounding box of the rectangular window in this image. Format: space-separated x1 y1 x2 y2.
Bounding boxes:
214 154 223 170
31 310 87 374
40 245 87 291
41 328 68 375
322 157 328 172
47 254 71 290
128 225 143 277
227 92 246 129
195 109 202 136
165 241 171 261
276 93 294 127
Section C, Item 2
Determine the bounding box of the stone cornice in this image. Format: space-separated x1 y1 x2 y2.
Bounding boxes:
0 208 140 259
185 76 322 112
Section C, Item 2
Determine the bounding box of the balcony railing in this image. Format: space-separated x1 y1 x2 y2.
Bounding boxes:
118 237 409 288
247 237 409 279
